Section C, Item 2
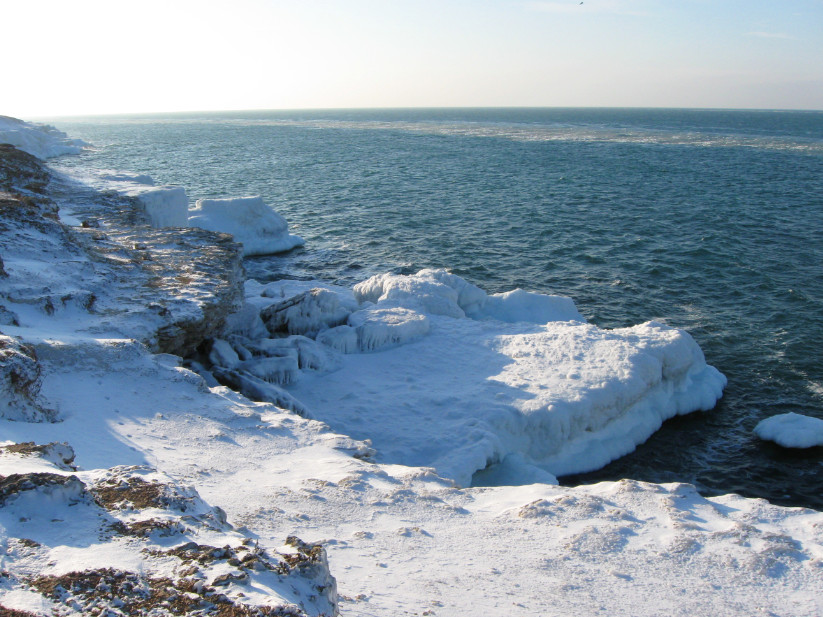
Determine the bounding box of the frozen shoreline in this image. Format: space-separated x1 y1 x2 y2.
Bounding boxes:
1 120 822 616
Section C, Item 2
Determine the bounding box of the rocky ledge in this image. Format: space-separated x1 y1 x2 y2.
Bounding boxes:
0 144 338 615
0 143 244 358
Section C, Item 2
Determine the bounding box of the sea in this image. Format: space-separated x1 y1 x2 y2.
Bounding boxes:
49 108 823 510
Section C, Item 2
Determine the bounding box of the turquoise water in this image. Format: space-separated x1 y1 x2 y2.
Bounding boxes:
52 108 823 509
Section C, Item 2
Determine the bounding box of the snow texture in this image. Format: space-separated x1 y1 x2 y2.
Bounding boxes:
754 412 823 448
0 115 87 159
188 196 305 256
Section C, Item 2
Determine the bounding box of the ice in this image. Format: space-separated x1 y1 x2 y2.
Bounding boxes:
283 270 727 486
188 196 305 257
348 305 430 351
99 171 155 185
316 325 359 353
471 287 584 323
754 412 823 448
354 268 584 322
208 338 241 369
238 356 300 385
0 115 86 159
121 185 190 228
261 287 353 336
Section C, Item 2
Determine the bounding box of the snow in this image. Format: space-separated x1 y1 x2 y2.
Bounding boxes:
2 116 822 616
0 115 87 159
244 269 727 487
754 412 823 448
353 268 585 322
188 196 305 256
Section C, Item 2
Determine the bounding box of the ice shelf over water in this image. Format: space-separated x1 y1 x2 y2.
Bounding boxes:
189 196 305 256
227 269 728 487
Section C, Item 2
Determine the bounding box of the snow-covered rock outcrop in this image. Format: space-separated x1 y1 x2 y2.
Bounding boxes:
201 269 727 488
0 145 244 357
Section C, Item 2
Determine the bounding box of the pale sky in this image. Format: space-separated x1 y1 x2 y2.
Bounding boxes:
5 0 823 118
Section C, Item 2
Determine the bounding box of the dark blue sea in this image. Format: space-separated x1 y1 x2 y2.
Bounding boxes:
50 108 823 510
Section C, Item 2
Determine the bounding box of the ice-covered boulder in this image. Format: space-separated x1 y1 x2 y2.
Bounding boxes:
238 356 300 386
0 115 86 159
754 412 823 448
348 305 430 352
208 338 241 369
211 366 311 416
246 335 338 372
354 269 475 318
471 287 584 323
188 196 304 257
261 287 352 337
317 325 360 353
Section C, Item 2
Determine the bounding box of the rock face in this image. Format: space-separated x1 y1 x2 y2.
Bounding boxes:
0 335 54 422
0 144 244 358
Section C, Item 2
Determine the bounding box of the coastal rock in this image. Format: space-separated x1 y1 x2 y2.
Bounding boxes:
0 145 245 358
0 334 55 422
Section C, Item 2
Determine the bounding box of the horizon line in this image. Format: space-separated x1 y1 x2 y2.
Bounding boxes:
28 104 823 121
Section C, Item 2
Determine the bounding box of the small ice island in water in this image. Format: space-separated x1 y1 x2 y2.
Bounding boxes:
755 412 823 449
2 117 822 617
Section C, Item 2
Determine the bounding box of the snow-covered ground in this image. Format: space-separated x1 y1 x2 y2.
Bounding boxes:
2 120 822 616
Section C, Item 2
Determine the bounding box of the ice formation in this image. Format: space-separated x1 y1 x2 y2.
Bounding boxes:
0 115 86 159
121 184 190 228
353 268 585 322
188 196 305 256
231 269 729 487
754 412 823 448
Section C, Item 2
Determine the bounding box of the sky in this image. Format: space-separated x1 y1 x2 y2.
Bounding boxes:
5 0 823 118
